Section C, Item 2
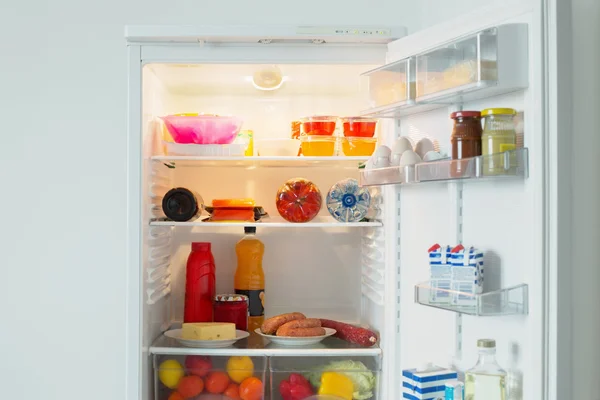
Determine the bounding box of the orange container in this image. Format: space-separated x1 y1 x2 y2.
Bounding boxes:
300 136 337 156
341 137 378 156
212 199 255 208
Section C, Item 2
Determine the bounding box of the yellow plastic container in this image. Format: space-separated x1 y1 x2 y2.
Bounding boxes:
300 135 337 156
341 137 378 156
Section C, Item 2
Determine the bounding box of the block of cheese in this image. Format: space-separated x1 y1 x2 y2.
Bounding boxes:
181 322 236 340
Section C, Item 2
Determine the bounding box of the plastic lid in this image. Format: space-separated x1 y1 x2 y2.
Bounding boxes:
477 338 496 348
481 108 517 116
215 294 249 302
162 188 200 222
191 242 211 252
450 111 481 119
244 226 256 234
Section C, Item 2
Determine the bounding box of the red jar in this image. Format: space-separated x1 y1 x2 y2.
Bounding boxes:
450 111 482 177
214 294 249 331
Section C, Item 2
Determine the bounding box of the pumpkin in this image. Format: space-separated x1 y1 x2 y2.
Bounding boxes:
275 178 322 223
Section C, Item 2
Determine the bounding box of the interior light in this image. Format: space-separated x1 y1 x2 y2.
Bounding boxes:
250 65 287 91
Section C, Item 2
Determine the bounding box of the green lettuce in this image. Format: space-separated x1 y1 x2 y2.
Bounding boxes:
304 360 376 400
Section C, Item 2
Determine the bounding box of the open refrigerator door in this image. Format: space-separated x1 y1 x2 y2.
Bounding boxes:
127 2 556 399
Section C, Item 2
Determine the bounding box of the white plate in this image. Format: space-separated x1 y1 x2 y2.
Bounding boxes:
164 329 250 348
254 328 336 346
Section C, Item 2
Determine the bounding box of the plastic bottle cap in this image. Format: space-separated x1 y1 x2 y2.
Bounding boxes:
191 242 211 252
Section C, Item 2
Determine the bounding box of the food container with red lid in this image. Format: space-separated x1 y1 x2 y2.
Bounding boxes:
340 117 378 137
300 116 338 136
214 294 249 331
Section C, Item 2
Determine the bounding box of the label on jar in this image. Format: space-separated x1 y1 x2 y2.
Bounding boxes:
235 289 264 317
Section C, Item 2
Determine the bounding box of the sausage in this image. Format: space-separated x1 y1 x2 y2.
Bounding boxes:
277 327 326 337
260 312 306 334
276 318 321 336
319 319 378 347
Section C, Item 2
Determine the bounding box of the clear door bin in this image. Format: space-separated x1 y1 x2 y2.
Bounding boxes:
415 282 529 316
362 58 415 111
270 355 381 400
415 24 528 103
153 354 267 400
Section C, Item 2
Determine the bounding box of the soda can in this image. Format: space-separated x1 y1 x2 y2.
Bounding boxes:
445 381 464 400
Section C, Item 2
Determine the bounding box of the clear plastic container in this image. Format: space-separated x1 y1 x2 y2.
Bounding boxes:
341 137 378 157
300 116 338 136
300 136 338 156
256 138 301 157
362 58 414 108
271 355 381 400
340 117 378 138
154 354 266 400
416 29 498 99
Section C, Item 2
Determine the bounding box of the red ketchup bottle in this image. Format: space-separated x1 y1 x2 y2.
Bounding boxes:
184 242 216 323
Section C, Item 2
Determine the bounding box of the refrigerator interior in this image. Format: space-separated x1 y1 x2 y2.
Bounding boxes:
140 61 398 400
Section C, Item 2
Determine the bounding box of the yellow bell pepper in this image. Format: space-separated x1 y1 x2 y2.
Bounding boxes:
318 372 354 400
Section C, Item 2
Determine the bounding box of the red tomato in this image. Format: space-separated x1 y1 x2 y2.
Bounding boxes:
223 382 241 399
205 371 230 394
276 178 322 223
185 355 212 378
167 392 184 400
239 377 263 400
177 376 204 399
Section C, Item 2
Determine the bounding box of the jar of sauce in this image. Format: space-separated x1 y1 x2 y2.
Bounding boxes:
481 108 517 175
214 294 249 331
450 111 482 177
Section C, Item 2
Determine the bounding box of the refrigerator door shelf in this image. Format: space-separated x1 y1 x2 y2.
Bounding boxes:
359 148 529 187
414 282 529 316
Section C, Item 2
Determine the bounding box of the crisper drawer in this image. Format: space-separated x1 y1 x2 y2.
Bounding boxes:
415 23 528 102
270 355 381 400
362 58 415 109
153 354 267 400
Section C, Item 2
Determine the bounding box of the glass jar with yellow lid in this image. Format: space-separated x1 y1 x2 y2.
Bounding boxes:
481 108 517 175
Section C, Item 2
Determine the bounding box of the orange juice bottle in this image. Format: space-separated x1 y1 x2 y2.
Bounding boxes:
234 227 265 334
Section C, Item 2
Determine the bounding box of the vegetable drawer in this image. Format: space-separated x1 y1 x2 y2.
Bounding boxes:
153 354 267 400
270 355 381 400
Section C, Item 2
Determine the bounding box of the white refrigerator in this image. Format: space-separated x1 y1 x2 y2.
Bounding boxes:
125 2 564 399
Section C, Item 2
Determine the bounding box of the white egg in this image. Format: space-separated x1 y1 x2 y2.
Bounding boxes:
374 145 392 158
414 138 435 158
423 151 444 162
390 152 402 166
371 145 391 168
393 137 413 155
399 150 422 167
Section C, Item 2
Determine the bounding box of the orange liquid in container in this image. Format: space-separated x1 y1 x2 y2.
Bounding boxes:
234 227 265 334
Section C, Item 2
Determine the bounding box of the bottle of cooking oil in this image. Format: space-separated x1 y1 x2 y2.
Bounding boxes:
465 339 507 400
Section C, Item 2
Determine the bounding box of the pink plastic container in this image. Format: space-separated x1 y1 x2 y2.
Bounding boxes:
161 114 243 144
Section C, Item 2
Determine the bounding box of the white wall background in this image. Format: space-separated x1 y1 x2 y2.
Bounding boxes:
0 0 597 399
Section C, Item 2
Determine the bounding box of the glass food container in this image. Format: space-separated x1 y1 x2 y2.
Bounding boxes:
340 117 378 137
450 110 482 177
481 108 517 175
341 137 378 157
213 294 249 331
300 136 337 156
300 116 338 136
